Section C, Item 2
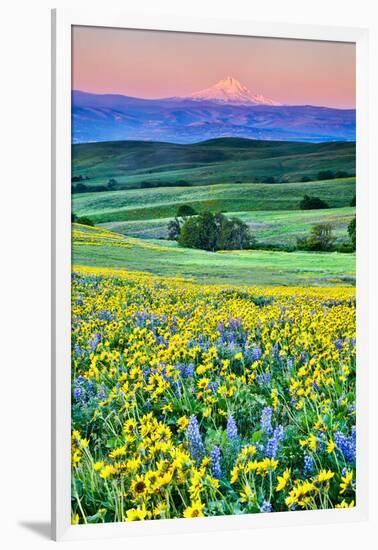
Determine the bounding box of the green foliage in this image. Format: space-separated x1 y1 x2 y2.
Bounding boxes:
72 213 94 226
299 195 330 210
317 170 335 180
178 211 255 252
177 204 197 217
107 178 118 190
350 195 356 207
297 223 336 251
167 217 182 240
348 216 356 250
73 182 89 193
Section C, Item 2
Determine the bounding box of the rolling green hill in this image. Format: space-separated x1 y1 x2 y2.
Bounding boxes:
73 177 355 224
72 138 355 190
73 224 355 287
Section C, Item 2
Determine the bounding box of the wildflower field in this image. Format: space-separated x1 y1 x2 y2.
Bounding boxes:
71 266 356 523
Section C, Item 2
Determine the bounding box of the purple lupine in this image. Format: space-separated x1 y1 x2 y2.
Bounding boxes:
210 446 221 479
187 416 205 463
266 425 284 459
260 501 272 513
335 339 343 350
88 332 101 351
260 406 273 435
257 372 271 387
334 428 356 464
304 454 314 476
251 344 262 362
227 415 238 441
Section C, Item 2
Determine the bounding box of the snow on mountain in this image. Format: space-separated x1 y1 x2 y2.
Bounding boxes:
185 75 281 106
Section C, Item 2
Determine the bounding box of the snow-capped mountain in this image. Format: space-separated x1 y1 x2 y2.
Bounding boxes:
186 75 281 106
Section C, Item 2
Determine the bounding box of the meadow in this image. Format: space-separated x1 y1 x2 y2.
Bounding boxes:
71 266 356 523
73 224 355 287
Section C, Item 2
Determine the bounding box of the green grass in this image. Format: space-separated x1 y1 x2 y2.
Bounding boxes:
72 138 355 190
72 224 355 287
103 207 355 247
73 178 355 224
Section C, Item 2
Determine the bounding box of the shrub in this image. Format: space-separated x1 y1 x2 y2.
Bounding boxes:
107 178 118 189
297 223 336 251
299 195 329 210
177 204 197 217
73 183 89 193
167 218 182 240
317 170 335 180
72 213 94 227
348 217 356 250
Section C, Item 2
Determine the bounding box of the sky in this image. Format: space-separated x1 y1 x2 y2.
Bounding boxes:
72 26 355 109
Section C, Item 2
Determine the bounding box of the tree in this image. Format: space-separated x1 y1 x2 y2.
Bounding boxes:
107 178 118 190
317 170 335 180
73 183 89 193
299 195 329 210
177 204 197 217
216 214 255 250
72 213 94 226
348 217 356 250
301 175 312 182
167 217 182 240
335 170 349 178
350 195 356 207
178 211 254 252
297 223 336 251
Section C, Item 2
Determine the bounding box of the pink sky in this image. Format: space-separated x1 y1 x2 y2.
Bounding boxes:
72 26 355 109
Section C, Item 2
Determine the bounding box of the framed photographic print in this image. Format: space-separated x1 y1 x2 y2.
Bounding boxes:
51 9 369 541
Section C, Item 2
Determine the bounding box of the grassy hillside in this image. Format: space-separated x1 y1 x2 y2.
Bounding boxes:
73 223 355 287
72 138 355 189
73 177 355 224
103 206 355 247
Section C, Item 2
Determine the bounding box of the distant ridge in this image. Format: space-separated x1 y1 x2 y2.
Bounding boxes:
72 89 356 145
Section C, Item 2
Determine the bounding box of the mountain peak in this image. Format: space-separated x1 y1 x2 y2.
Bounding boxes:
187 75 281 106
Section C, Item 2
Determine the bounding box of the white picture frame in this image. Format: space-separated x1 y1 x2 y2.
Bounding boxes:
51 8 369 541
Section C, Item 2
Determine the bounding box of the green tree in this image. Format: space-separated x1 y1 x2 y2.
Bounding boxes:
298 223 336 251
167 217 182 240
107 178 118 190
317 170 335 180
73 182 88 193
299 195 329 210
178 211 254 252
348 216 356 250
177 204 197 217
